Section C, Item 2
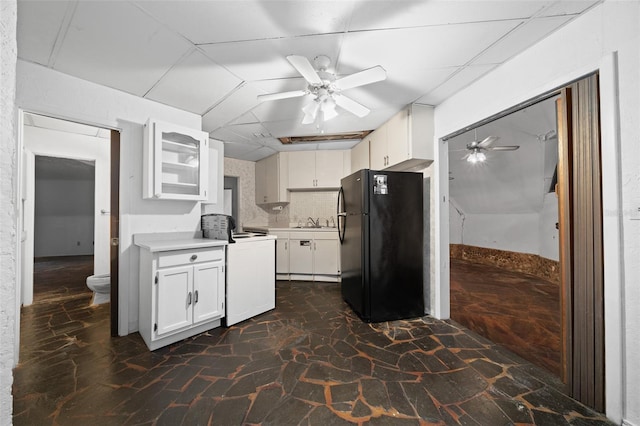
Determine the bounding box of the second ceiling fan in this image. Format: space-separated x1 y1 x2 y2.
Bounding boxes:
257 55 386 125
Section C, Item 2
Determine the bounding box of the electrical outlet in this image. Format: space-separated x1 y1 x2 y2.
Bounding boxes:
631 206 640 220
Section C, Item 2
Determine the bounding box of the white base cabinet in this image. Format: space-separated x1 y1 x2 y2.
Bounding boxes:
271 231 291 279
274 230 340 282
139 245 225 351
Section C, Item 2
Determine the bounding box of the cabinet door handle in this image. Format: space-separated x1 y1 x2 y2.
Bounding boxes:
285 242 287 250
194 290 198 304
190 254 198 262
187 291 192 306
314 242 317 250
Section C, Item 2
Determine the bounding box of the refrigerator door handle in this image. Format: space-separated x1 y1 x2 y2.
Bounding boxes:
337 186 346 244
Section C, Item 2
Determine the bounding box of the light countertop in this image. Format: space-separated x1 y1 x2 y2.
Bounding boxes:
134 232 228 252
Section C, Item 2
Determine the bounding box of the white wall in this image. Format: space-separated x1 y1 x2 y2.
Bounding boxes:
16 60 204 336
539 192 559 261
34 175 94 256
462 213 540 253
0 1 17 424
434 1 639 423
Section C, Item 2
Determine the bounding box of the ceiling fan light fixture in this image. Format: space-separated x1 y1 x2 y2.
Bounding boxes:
321 97 338 121
467 149 486 164
302 100 320 124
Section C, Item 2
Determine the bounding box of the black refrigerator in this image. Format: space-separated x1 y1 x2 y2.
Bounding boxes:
337 169 424 323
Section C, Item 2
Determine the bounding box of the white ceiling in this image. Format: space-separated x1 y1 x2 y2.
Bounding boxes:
16 0 598 161
448 95 559 215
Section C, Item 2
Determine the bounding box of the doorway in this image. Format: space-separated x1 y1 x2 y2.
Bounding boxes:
446 73 604 411
19 112 119 337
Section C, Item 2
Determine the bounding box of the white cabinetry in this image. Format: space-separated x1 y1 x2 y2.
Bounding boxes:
271 231 290 278
255 153 288 204
289 232 314 274
313 233 340 277
351 139 370 172
288 150 348 189
139 245 225 351
368 104 434 171
143 119 209 200
283 230 340 282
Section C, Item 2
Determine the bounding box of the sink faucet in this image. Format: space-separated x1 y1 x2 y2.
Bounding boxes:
307 217 319 228
329 216 335 227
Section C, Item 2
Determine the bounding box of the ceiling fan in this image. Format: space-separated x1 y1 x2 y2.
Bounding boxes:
462 130 520 163
257 55 386 125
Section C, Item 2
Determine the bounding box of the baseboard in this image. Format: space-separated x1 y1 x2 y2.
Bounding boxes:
623 419 638 426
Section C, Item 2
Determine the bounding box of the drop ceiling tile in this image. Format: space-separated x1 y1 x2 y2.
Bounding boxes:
145 49 242 115
54 1 193 97
341 22 522 72
417 64 498 105
199 33 344 81
241 146 278 162
223 142 264 160
540 1 599 17
17 1 72 65
473 16 574 65
230 112 260 125
136 1 354 44
202 83 263 132
210 128 256 144
347 0 553 31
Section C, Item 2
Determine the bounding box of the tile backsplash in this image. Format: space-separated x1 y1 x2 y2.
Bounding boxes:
267 190 339 227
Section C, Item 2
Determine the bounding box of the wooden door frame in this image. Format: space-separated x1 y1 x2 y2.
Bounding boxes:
110 130 120 336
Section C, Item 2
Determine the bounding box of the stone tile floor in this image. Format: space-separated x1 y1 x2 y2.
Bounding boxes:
14 279 613 425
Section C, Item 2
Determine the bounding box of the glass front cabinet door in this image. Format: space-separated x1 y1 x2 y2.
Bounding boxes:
143 119 209 200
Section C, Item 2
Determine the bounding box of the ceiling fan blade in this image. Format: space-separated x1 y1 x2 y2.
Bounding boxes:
286 55 322 85
477 135 499 148
334 66 387 91
489 145 520 151
257 90 307 102
334 94 370 118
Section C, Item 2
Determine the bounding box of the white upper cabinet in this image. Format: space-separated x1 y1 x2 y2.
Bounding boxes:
351 138 370 172
255 153 288 204
368 104 435 171
143 119 209 200
288 150 347 189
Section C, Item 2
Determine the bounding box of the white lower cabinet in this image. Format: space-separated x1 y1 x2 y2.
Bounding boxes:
139 246 225 351
271 231 290 278
277 230 340 282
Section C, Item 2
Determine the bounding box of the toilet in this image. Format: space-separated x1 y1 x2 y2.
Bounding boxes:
86 274 110 305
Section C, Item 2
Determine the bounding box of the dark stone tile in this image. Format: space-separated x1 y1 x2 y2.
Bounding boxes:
459 394 512 426
351 399 372 418
305 363 361 383
386 382 416 417
469 359 505 379
211 396 251 425
531 409 570 425
494 398 533 424
292 381 326 404
401 383 440 422
364 415 420 425
245 385 283 424
331 383 359 403
263 397 314 424
308 405 355 425
361 379 391 410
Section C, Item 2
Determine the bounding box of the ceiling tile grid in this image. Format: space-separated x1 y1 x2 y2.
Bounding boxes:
16 0 598 161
